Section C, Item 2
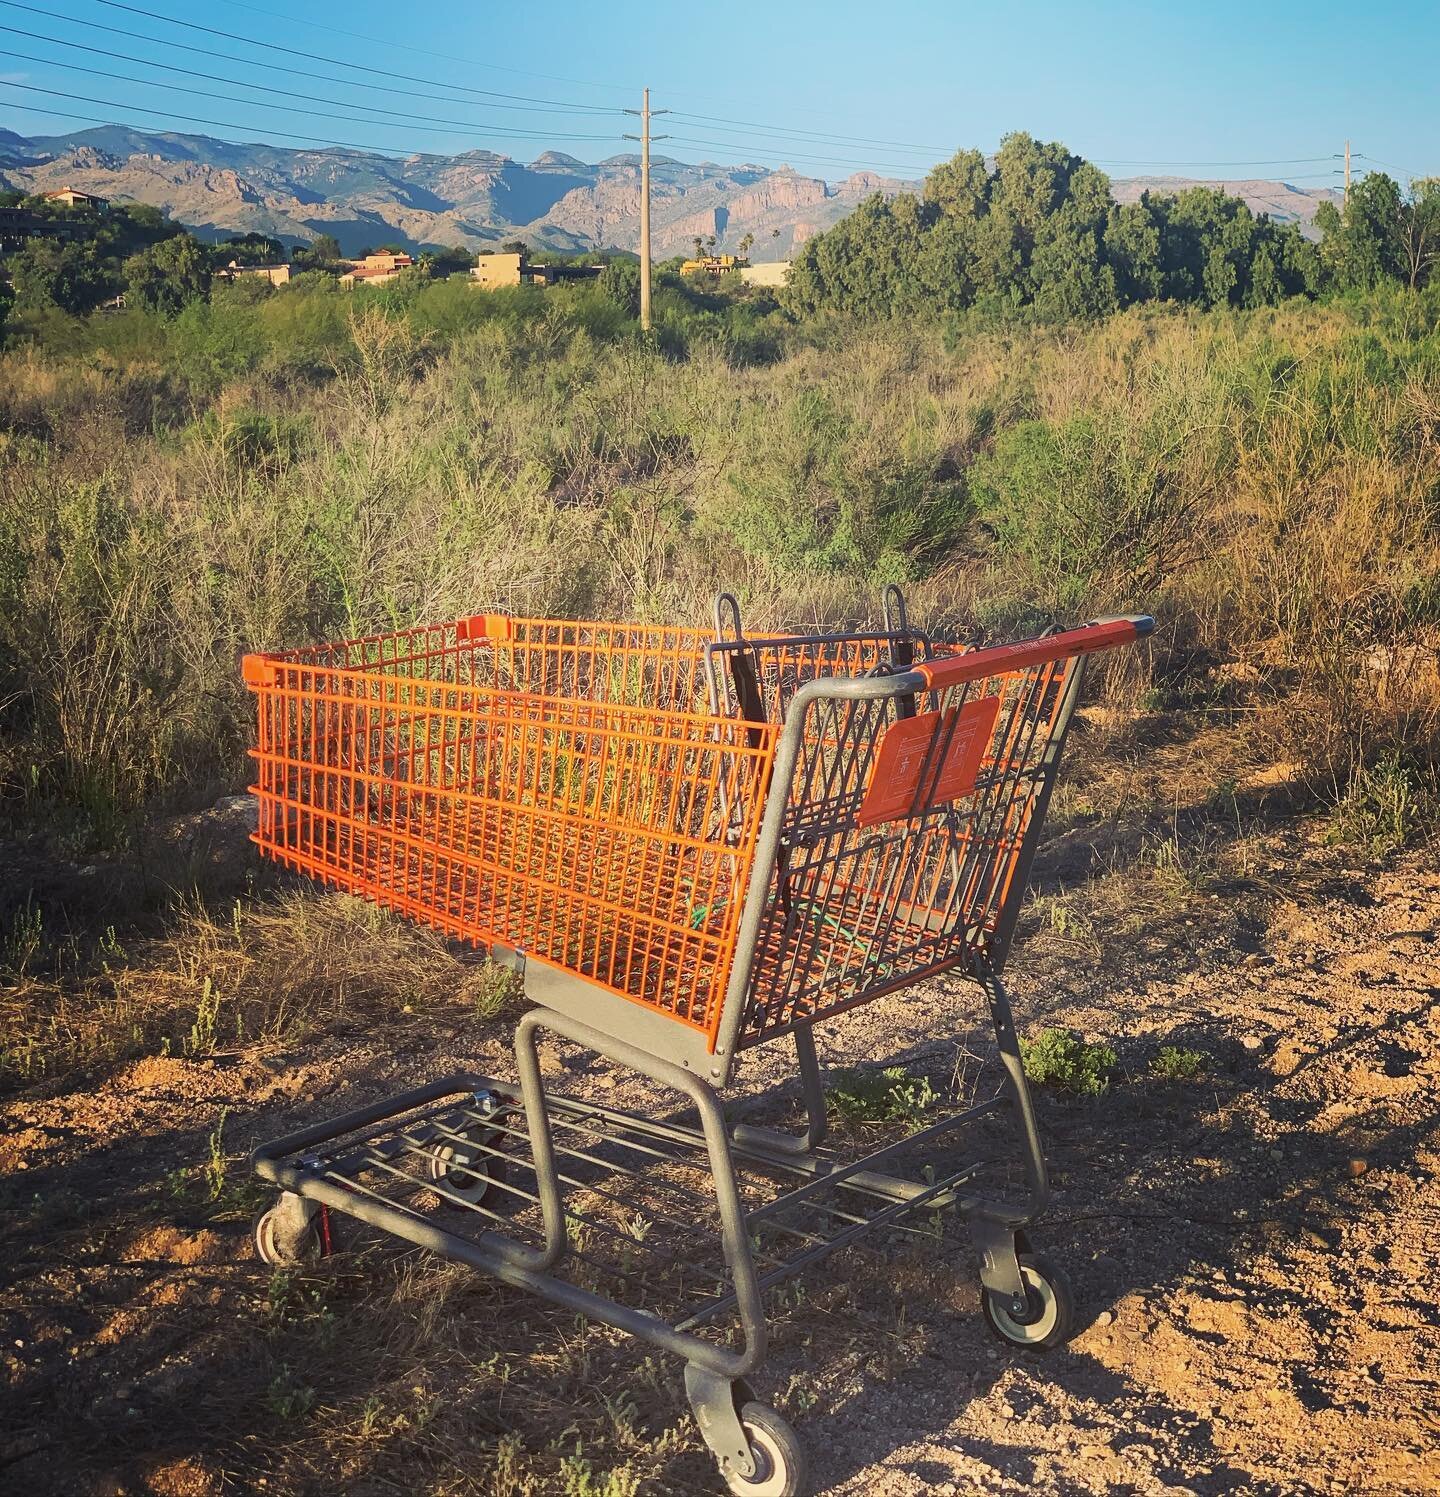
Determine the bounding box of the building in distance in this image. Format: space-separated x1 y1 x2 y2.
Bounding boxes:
339 251 415 287
471 250 601 290
214 260 292 287
41 187 108 210
740 261 791 288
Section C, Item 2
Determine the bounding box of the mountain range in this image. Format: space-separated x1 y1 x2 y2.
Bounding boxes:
0 126 1343 256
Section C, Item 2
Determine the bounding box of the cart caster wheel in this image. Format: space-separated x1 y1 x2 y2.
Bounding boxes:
428 1133 505 1207
981 1253 1074 1351
252 1204 320 1266
720 1402 807 1497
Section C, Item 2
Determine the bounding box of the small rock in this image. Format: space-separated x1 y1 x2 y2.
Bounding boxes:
1094 1309 1115 1328
1269 1149 1284 1162
1347 1158 1368 1178
1241 1035 1264 1052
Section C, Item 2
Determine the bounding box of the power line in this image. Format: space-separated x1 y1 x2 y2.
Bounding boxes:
0 77 624 154
85 0 955 161
215 0 631 94
0 2 619 115
0 42 623 141
1091 156 1337 168
666 110 947 156
86 0 619 112
1355 152 1432 181
664 136 927 174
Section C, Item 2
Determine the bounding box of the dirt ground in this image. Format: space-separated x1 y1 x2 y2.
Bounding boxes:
2 807 1438 1494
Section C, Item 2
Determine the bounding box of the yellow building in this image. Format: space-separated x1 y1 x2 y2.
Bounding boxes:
41 187 107 210
338 252 415 288
470 251 602 290
680 254 744 276
470 252 525 290
215 260 292 287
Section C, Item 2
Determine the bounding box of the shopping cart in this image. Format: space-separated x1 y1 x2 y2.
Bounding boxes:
243 591 1150 1495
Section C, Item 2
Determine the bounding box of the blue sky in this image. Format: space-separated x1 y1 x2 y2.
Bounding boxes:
0 0 1435 184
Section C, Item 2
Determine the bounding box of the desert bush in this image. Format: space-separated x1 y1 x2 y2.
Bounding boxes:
1020 1029 1117 1097
0 288 1437 847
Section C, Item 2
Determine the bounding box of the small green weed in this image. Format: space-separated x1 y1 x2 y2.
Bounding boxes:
203 1106 229 1202
1150 1045 1208 1080
468 962 523 1021
3 900 45 978
558 1451 641 1497
827 1065 938 1126
265 1367 317 1420
1020 1029 1116 1098
186 975 223 1056
1329 752 1431 854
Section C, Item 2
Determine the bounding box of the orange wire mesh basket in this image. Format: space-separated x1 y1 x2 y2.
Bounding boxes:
243 614 779 1049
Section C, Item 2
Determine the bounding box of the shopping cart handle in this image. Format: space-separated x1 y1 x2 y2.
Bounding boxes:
912 616 1153 691
1085 614 1156 635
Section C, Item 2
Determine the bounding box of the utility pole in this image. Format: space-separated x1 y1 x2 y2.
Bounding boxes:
624 88 668 333
1344 139 1351 206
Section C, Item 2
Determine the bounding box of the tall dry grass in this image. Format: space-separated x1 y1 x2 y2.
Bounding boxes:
0 285 1435 843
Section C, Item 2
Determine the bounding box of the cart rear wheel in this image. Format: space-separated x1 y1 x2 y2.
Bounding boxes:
981 1253 1074 1350
252 1204 320 1266
427 1133 504 1207
721 1402 806 1497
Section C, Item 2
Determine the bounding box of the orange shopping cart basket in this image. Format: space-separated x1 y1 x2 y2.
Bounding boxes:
245 588 1151 1495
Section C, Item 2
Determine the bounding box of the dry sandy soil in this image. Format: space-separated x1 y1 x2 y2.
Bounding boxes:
2 797 1438 1494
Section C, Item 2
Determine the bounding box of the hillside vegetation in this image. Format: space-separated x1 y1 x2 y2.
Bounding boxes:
0 133 1437 854
0 262 1437 854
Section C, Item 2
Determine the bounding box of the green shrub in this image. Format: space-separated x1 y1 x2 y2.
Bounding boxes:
1020 1029 1117 1097
1328 752 1434 853
828 1064 938 1126
1151 1045 1208 1080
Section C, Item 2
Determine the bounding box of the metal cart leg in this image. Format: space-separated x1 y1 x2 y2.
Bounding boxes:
512 1007 812 1488
732 1027 828 1157
964 960 1076 1351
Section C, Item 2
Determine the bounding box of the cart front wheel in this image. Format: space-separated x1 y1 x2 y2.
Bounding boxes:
252 1204 320 1266
981 1253 1074 1351
428 1134 503 1207
721 1402 806 1497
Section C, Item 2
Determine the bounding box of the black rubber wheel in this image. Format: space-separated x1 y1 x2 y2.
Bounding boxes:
427 1130 506 1208
721 1402 807 1497
981 1252 1075 1351
252 1203 320 1266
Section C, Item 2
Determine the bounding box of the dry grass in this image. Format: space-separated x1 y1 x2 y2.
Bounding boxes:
0 888 512 1087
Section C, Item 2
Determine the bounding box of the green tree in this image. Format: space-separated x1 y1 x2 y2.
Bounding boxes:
124 234 212 316
1105 198 1164 304
422 244 476 276
738 231 755 260
300 232 344 266
1315 174 1405 291
9 239 112 314
923 147 989 221
216 232 284 266
599 258 641 316
1398 177 1440 290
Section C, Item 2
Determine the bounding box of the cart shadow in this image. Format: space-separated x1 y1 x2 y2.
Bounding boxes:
3 1033 1434 1495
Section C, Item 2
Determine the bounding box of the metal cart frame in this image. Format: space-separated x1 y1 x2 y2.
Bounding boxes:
244 592 1151 1495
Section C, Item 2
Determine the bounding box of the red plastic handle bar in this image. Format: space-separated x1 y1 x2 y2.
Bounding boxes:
914 616 1153 691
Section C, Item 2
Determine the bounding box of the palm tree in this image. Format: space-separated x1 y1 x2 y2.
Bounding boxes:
739 232 755 262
